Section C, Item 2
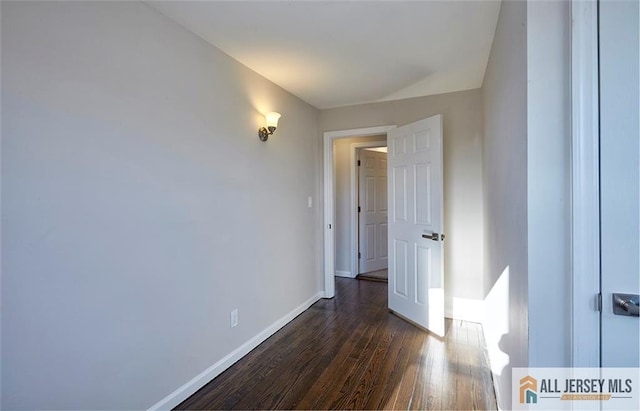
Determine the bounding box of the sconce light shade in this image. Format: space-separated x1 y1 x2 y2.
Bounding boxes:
265 112 281 129
259 112 281 141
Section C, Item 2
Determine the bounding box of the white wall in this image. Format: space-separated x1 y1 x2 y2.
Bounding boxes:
526 0 571 368
482 0 572 407
320 90 485 315
333 135 386 276
481 0 528 408
1 2 321 409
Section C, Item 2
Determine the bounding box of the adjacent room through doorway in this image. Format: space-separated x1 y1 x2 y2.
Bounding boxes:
355 147 388 283
331 134 387 282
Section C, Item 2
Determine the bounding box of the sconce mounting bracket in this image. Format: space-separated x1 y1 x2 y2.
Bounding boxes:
258 127 270 141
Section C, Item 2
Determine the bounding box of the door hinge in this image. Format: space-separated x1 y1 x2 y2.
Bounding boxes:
358 252 361 259
597 293 603 312
357 160 361 166
358 206 361 212
328 224 332 229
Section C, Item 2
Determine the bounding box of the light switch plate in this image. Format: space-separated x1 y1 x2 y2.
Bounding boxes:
230 309 238 328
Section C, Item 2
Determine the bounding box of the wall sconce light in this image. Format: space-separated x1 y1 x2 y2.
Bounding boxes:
258 112 281 141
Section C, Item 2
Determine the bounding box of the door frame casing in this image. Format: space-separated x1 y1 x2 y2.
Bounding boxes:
570 0 600 366
351 142 388 277
323 126 395 298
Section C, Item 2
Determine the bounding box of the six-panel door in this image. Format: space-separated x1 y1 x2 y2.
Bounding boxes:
387 115 445 337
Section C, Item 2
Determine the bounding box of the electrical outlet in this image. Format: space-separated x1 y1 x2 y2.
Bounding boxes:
230 309 238 328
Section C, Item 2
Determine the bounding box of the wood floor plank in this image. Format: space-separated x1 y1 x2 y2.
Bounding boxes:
296 313 374 409
361 321 414 410
320 314 393 409
175 278 497 410
385 328 426 409
451 320 473 410
412 328 445 410
341 318 406 410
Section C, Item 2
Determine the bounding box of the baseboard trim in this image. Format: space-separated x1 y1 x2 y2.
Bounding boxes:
445 296 485 323
335 270 353 278
148 291 324 410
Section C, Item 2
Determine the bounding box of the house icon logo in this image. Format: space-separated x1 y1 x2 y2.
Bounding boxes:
520 376 538 404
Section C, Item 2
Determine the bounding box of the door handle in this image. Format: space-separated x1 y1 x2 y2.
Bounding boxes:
612 293 639 317
422 233 445 241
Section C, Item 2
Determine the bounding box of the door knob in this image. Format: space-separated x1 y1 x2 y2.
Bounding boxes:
422 233 445 241
612 293 639 317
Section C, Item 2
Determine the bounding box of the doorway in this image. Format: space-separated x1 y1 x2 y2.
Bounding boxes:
322 126 395 298
355 146 389 282
332 136 388 279
323 115 446 337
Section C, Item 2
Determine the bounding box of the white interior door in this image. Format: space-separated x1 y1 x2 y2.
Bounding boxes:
358 149 388 274
599 0 639 366
387 115 444 336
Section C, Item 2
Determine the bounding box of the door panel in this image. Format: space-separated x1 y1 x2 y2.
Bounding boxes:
379 223 388 258
416 245 430 304
388 115 444 337
599 0 639 366
415 162 432 225
393 167 408 222
358 149 388 274
394 239 408 297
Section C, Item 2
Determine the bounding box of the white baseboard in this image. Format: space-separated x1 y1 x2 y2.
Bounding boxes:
148 291 324 410
445 296 485 323
335 270 353 278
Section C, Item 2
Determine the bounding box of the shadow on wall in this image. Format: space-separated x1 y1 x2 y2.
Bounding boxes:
483 266 512 409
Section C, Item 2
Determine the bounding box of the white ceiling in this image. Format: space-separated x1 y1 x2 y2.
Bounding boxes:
149 1 501 109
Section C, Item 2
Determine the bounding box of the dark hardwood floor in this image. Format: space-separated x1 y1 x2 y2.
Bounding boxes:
176 278 497 410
